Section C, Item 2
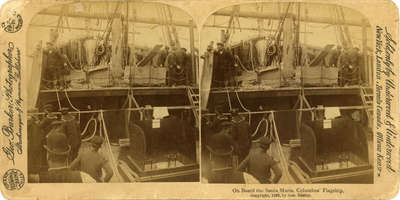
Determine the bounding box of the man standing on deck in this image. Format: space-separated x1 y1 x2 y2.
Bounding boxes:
165 43 186 86
238 136 282 184
42 42 69 89
212 42 234 88
70 136 114 182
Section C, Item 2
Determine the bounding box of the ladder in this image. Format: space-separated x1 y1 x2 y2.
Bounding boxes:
360 87 373 127
187 87 199 127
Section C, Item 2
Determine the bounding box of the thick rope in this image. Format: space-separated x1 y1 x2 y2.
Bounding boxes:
271 112 295 183
234 90 251 124
100 110 123 181
64 89 81 122
226 89 232 111
55 89 62 110
289 160 311 183
251 118 266 138
234 55 252 72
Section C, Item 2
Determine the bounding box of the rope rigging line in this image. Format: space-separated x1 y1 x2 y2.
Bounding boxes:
273 2 292 42
99 110 123 182
226 89 232 111
234 90 251 124
202 104 370 117
271 112 295 183
251 118 266 138
55 89 62 110
234 55 252 72
64 89 81 122
29 105 197 116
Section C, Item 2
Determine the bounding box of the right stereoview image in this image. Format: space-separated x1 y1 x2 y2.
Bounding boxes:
200 2 373 184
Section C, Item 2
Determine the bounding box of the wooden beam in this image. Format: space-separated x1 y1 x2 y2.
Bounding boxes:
210 87 364 98
189 20 196 84
203 24 312 34
30 24 140 35
38 11 196 28
213 9 369 27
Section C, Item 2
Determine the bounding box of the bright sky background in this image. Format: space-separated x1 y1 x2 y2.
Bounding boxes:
27 2 198 56
200 3 373 54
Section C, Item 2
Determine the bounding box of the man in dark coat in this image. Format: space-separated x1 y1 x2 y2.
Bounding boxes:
238 136 282 184
29 130 96 183
42 42 68 89
165 46 186 86
182 48 193 85
212 42 235 88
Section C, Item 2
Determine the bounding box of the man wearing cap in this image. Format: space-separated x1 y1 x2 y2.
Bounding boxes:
42 42 69 89
70 136 114 182
212 42 234 88
238 136 282 184
31 130 96 183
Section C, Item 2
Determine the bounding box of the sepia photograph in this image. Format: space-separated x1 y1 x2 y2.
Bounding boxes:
0 0 399 199
200 2 374 184
26 1 200 183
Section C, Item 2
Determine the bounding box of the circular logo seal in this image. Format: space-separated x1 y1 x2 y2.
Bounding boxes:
1 11 23 33
3 169 24 190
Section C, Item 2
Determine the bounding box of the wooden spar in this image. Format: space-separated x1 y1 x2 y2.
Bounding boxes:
38 10 195 28
204 23 312 33
167 6 181 48
213 9 369 27
30 24 141 35
339 6 353 47
31 23 311 35
189 19 196 85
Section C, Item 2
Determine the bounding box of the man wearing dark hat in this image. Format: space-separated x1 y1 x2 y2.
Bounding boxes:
33 130 96 183
42 42 69 89
70 136 114 182
212 42 234 88
237 136 282 184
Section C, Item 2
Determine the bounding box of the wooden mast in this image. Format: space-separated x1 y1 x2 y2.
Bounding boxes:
189 19 196 85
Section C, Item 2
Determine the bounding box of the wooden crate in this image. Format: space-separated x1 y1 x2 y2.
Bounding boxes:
236 71 257 87
322 67 338 86
88 66 112 87
303 66 323 86
258 69 281 88
68 70 86 89
150 67 166 86
129 65 166 86
302 66 338 86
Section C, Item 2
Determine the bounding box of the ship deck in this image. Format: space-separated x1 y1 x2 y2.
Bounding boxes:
209 86 370 98
39 86 198 98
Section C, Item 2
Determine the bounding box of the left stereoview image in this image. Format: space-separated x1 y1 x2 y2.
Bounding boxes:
27 1 199 183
